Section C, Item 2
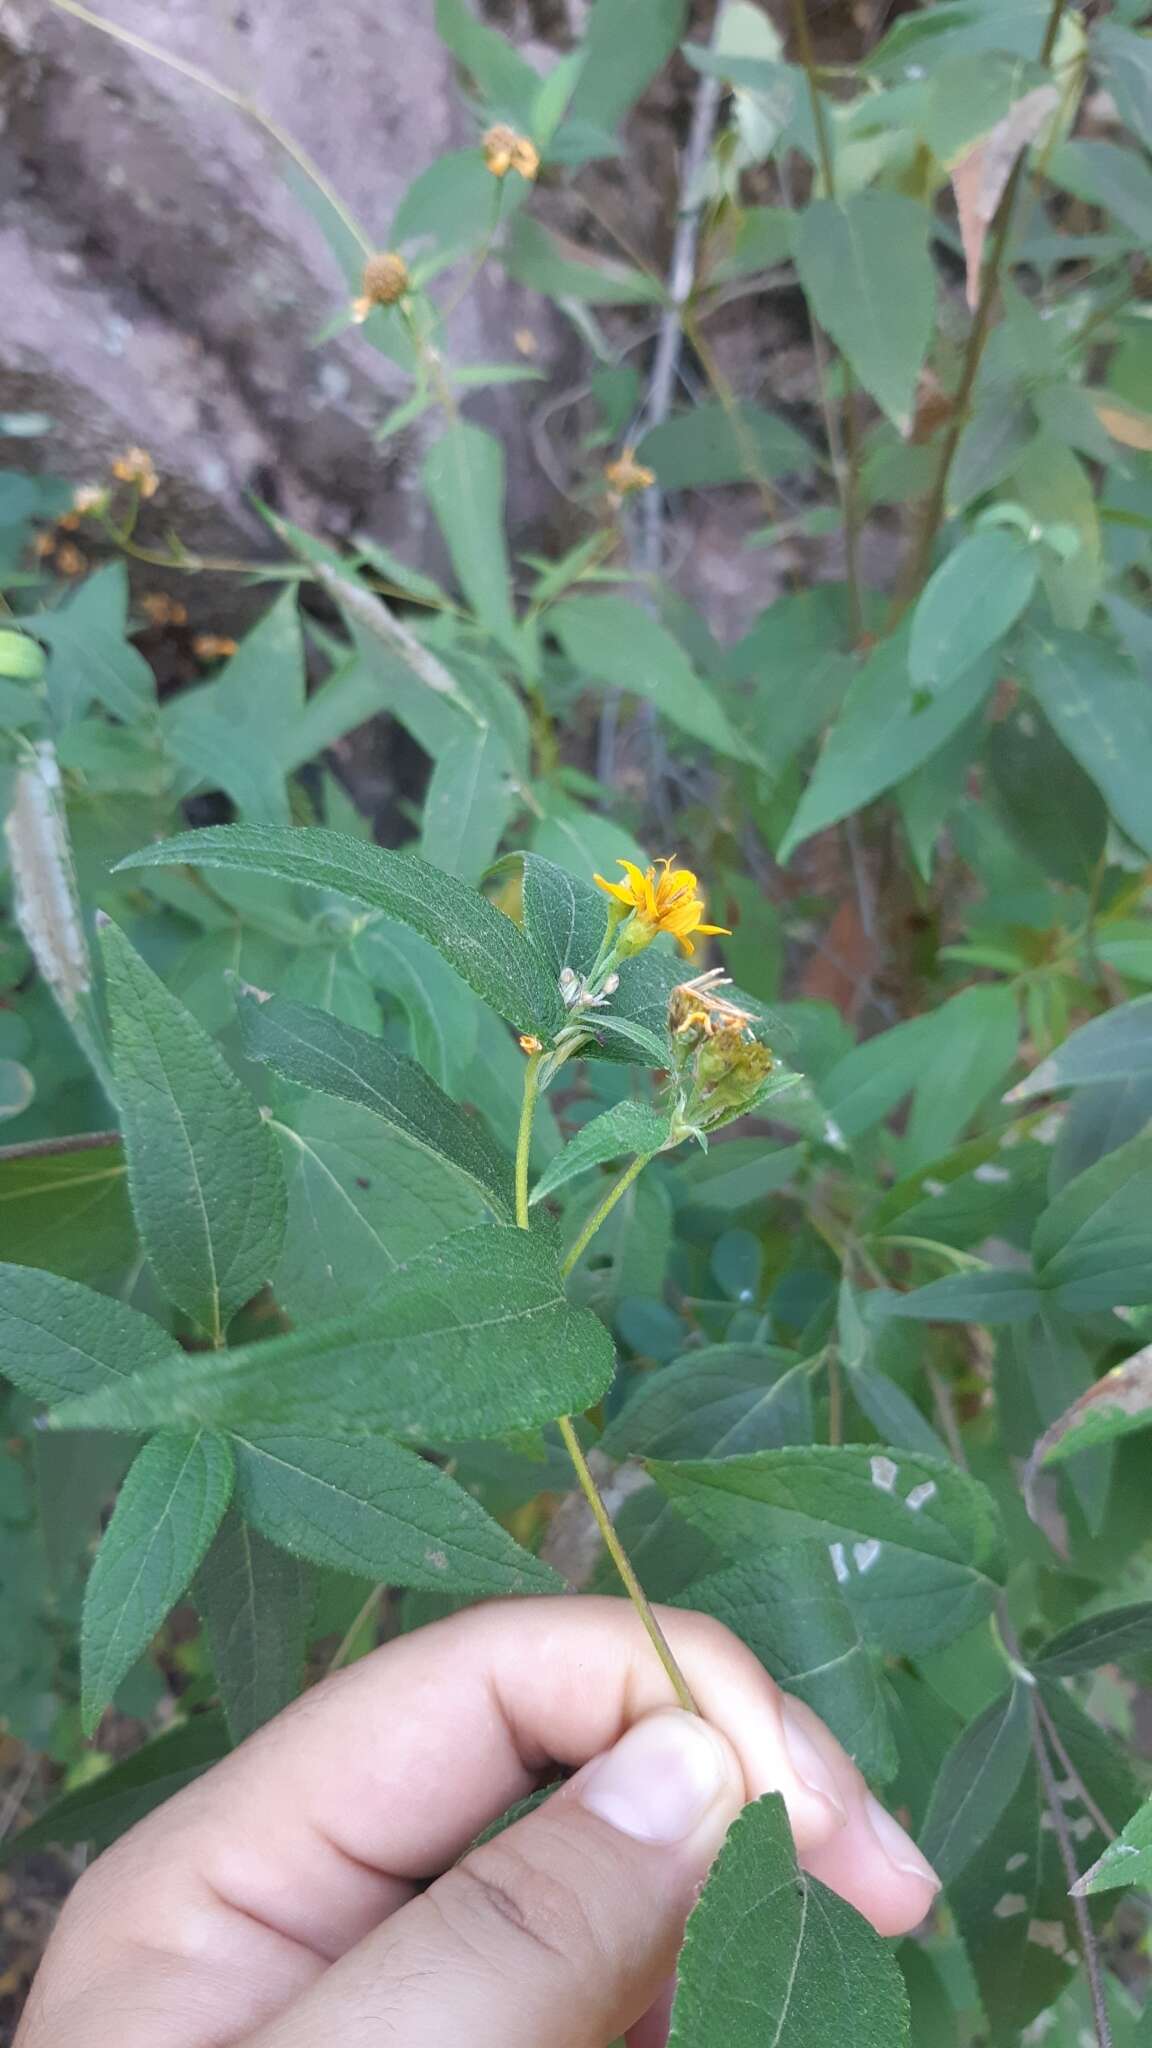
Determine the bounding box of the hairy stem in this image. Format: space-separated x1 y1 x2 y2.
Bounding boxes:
889 0 1071 621
515 1064 697 1712
1030 1698 1114 2048
787 0 864 646
560 1151 654 1279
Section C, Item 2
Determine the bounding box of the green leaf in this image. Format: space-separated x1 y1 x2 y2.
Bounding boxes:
1032 1128 1152 1310
116 826 564 1040
900 985 1020 1175
1037 1343 1152 1466
985 703 1108 886
819 1013 938 1140
271 1099 488 1323
909 530 1037 694
919 1683 1032 1885
1049 138 1152 246
550 596 756 762
600 1345 813 1460
33 563 156 725
100 919 287 1342
232 1427 561 1594
529 1101 671 1205
778 629 996 863
356 919 479 1091
637 402 815 489
673 1552 897 1782
1037 1603 1152 1677
0 1712 229 1866
567 0 686 133
434 0 541 124
238 991 515 1220
793 194 935 432
1095 23 1152 150
423 423 521 659
418 720 515 883
0 1146 135 1288
1073 1793 1152 1897
0 1262 179 1404
1018 632 1152 857
668 1794 910 2047
884 1269 1042 1324
1010 997 1152 1097
649 1444 1004 1655
162 591 305 825
81 1428 234 1731
501 215 663 304
48 1224 615 1443
1011 439 1101 631
195 1506 309 1744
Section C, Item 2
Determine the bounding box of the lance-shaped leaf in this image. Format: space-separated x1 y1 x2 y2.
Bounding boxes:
0 1713 230 1867
195 1507 310 1745
239 991 514 1220
668 1794 910 2047
100 919 286 1342
649 1445 1004 1655
1033 1343 1152 1468
1035 1602 1152 1678
883 1268 1043 1324
919 1684 1033 1885
600 1345 813 1461
81 1428 235 1732
1073 1794 1152 1897
793 191 934 432
0 1263 180 1404
1008 995 1152 1098
1032 1128 1152 1310
529 1101 672 1206
48 1224 615 1443
116 825 564 1040
231 1428 562 1595
673 1552 897 1783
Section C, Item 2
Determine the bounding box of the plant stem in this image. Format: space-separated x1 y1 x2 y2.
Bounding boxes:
515 1064 697 1712
0 1130 120 1164
555 1414 698 1713
560 1151 654 1279
787 0 864 646
889 0 1070 622
514 1051 544 1230
48 0 373 258
1030 1697 1114 2048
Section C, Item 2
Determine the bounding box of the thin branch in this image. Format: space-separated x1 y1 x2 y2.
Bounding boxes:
597 17 724 787
786 0 865 645
1031 1698 1114 2048
47 0 373 258
1034 1690 1118 1847
889 0 1071 621
0 1130 120 1164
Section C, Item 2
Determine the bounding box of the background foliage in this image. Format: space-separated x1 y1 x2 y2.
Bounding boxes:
5 0 1152 2040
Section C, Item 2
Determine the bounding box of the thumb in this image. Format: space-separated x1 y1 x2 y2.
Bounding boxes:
246 1708 748 2048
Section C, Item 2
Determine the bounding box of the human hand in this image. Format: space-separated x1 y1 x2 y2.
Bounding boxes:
17 1596 939 2048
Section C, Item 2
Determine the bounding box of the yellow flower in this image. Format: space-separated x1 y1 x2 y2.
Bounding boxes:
594 857 730 958
482 123 539 180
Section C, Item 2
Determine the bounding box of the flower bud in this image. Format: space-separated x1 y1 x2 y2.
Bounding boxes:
353 251 410 321
604 448 656 499
483 123 539 180
0 629 44 682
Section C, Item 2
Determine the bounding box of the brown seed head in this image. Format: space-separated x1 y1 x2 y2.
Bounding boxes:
356 251 410 319
193 633 238 662
112 446 159 499
604 447 656 499
55 543 88 577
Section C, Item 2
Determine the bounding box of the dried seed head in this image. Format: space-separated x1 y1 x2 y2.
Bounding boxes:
55 543 87 577
111 446 159 499
193 633 238 662
140 592 188 627
604 447 656 499
483 123 539 180
353 251 410 322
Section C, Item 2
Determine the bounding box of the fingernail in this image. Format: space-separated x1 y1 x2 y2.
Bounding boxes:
864 1793 941 1890
780 1698 848 1823
578 1710 729 1845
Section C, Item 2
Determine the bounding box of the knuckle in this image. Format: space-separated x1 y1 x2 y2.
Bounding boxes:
428 1834 605 1977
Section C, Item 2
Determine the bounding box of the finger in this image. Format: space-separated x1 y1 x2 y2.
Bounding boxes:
21 1598 856 2048
242 1709 746 2048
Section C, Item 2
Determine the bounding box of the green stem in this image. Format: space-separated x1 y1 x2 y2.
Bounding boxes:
515 1066 697 1713
514 1050 543 1229
560 1151 653 1279
555 1416 698 1714
888 0 1071 623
